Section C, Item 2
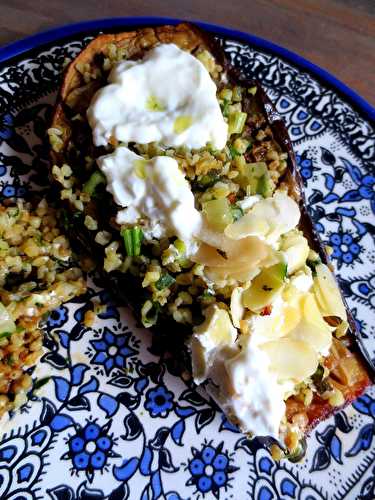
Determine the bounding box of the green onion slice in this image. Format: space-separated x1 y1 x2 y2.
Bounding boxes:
82 170 106 195
155 273 175 291
121 227 144 256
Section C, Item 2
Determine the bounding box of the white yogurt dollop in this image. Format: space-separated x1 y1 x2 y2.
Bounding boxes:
97 146 202 251
87 43 228 150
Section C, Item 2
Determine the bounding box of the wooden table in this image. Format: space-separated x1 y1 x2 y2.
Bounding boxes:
1 0 375 106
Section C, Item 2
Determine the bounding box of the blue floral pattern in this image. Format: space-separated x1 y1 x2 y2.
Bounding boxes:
186 442 237 496
89 326 137 375
0 24 374 500
63 420 119 480
145 386 174 417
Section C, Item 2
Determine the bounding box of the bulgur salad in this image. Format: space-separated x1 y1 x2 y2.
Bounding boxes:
47 23 371 459
0 199 86 418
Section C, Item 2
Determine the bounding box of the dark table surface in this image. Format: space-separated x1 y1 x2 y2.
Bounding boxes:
1 0 375 107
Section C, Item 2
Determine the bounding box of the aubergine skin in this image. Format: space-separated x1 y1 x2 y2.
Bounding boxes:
49 23 373 438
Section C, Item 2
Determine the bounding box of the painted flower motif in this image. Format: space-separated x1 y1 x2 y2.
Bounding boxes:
186 442 237 496
47 305 68 328
62 420 118 481
1 184 16 198
90 327 136 375
0 184 27 198
0 113 14 140
145 385 174 417
329 231 361 265
341 158 375 214
296 152 314 182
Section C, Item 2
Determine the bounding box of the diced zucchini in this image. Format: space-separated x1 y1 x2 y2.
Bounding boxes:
228 112 247 135
243 262 287 312
0 302 16 335
257 173 272 197
202 198 233 232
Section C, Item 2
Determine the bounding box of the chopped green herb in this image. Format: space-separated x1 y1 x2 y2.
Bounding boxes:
33 377 51 391
0 331 13 340
82 170 106 195
8 207 19 218
121 227 144 256
7 354 15 366
197 173 220 189
155 273 175 291
141 300 160 328
312 364 331 393
228 145 240 159
230 205 244 221
221 99 230 117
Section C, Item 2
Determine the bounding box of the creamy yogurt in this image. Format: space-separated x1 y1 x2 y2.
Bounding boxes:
97 146 202 251
87 43 228 150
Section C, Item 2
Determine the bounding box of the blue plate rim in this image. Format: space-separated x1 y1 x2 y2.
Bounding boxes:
0 16 374 124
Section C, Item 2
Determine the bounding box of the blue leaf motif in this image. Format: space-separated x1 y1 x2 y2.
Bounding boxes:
140 447 153 475
67 395 90 411
171 420 185 445
165 493 181 500
353 394 372 415
324 173 335 191
135 377 148 394
71 364 89 385
175 406 195 418
113 457 139 481
151 470 162 499
346 424 375 457
59 331 69 349
322 193 339 204
353 219 367 236
258 486 274 500
341 190 361 202
336 207 356 217
341 157 362 184
334 412 352 433
98 394 119 417
122 413 142 441
195 408 216 433
310 445 331 472
330 435 343 464
316 425 335 446
141 486 151 500
50 414 74 431
159 448 178 473
78 376 99 394
40 399 56 425
47 485 75 500
53 377 70 402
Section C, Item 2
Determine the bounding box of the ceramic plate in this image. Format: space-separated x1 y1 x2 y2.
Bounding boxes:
0 17 374 500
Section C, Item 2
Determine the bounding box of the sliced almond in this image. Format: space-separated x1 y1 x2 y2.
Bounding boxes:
262 338 319 381
314 264 347 319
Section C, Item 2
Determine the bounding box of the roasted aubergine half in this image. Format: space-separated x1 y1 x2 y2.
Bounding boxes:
48 23 372 460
